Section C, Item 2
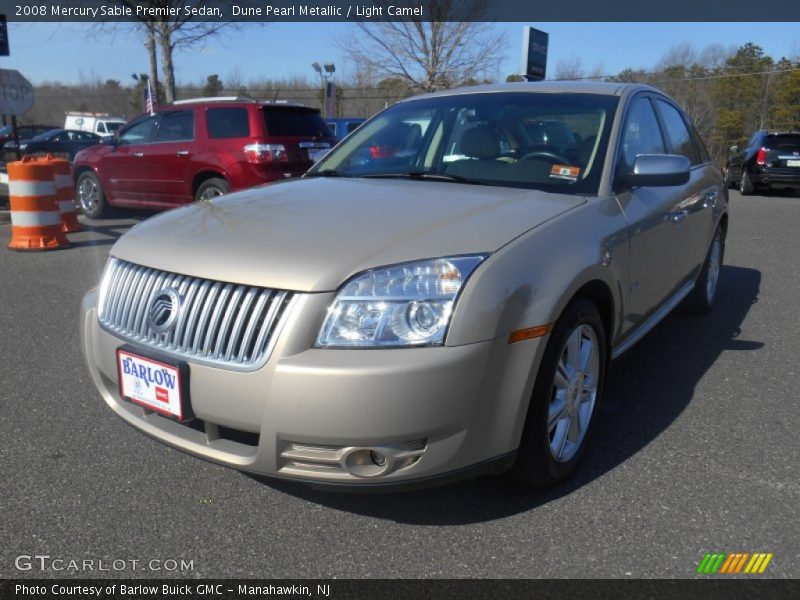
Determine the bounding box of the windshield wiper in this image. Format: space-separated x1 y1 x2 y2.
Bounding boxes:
361 171 487 185
306 169 349 178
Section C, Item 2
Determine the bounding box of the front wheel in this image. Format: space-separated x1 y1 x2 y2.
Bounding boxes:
509 298 607 489
75 171 109 219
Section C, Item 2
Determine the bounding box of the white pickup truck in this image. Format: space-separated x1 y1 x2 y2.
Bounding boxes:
64 112 126 137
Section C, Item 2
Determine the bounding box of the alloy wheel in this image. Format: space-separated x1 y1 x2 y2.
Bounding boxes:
199 186 224 202
78 177 99 213
548 324 600 463
706 234 722 303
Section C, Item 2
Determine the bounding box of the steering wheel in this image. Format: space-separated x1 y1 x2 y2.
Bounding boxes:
519 150 571 164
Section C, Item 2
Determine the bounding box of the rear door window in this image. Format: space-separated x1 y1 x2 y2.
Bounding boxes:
656 100 700 165
688 123 710 163
207 107 250 139
262 108 330 137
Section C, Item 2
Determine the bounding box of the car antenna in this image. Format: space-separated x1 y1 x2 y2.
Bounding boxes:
272 89 280 103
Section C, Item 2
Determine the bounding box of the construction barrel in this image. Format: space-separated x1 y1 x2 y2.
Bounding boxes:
7 156 70 251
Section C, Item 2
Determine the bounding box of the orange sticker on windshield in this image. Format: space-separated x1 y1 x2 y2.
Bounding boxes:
550 165 581 181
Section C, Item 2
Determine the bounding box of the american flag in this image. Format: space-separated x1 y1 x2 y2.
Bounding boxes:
144 79 158 115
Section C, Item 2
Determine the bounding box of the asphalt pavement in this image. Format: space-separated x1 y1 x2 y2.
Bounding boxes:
0 192 798 579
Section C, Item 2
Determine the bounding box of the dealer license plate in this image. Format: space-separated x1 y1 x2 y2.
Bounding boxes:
117 348 188 421
786 159 800 167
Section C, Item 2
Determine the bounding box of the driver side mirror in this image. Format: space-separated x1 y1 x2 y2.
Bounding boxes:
617 154 690 189
101 136 118 147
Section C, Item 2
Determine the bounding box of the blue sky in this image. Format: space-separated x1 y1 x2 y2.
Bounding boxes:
4 21 799 86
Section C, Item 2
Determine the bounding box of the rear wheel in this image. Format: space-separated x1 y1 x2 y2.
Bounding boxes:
509 298 607 489
683 225 725 314
76 171 109 219
739 169 754 195
195 178 230 203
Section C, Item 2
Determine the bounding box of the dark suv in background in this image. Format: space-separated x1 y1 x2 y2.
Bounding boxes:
73 97 336 218
726 131 800 195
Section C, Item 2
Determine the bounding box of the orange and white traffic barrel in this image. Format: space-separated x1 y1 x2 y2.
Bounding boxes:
7 157 70 251
48 156 80 233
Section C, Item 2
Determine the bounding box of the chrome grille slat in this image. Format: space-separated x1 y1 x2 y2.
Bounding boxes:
203 284 233 355
171 278 200 347
108 261 135 323
121 266 146 331
97 258 292 370
131 267 159 333
252 291 286 359
237 291 270 363
225 287 257 361
192 282 222 353
214 285 245 359
182 280 211 349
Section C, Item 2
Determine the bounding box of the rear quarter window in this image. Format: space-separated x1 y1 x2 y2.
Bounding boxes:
207 107 250 139
263 108 330 137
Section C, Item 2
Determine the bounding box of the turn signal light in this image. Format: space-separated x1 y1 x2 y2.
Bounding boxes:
756 147 767 166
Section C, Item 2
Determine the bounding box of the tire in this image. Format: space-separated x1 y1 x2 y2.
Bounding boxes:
724 167 736 189
739 169 754 195
75 171 109 219
509 298 607 489
682 226 725 315
194 178 230 203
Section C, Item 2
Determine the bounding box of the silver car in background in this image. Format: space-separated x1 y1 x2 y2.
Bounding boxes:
81 82 727 490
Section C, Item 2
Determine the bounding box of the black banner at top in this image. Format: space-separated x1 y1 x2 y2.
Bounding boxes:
2 0 800 22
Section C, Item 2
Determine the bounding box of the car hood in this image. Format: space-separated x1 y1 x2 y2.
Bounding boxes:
111 177 585 292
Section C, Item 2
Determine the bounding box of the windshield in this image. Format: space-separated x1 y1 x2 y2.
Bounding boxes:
106 122 123 133
309 92 618 194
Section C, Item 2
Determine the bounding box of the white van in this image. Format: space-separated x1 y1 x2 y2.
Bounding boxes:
64 112 126 137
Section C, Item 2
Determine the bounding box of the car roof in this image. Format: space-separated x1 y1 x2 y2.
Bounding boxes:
400 81 657 103
30 128 64 139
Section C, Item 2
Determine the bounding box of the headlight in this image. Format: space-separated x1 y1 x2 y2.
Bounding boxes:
316 255 487 348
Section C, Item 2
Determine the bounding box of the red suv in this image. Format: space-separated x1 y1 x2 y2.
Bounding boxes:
73 97 336 218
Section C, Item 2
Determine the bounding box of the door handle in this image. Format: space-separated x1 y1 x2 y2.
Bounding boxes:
669 209 689 223
176 150 190 157
133 152 144 158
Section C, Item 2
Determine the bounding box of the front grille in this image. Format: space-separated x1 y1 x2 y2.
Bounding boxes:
98 258 293 369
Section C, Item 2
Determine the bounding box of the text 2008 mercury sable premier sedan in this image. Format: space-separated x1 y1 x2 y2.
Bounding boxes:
80 82 727 490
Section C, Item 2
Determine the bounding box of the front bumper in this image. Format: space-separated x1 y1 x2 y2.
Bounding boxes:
80 289 545 489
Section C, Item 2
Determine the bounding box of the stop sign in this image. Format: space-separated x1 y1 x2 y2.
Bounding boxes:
0 69 34 116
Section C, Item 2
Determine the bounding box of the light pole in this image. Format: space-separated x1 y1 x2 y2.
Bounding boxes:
312 62 335 118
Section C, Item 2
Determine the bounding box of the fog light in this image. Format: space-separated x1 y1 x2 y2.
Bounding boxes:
370 450 386 467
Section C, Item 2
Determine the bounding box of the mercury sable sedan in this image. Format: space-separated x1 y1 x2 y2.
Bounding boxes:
80 82 727 490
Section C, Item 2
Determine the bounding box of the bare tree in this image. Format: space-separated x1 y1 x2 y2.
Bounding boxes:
106 0 259 102
340 0 506 92
145 21 160 98
553 56 585 81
